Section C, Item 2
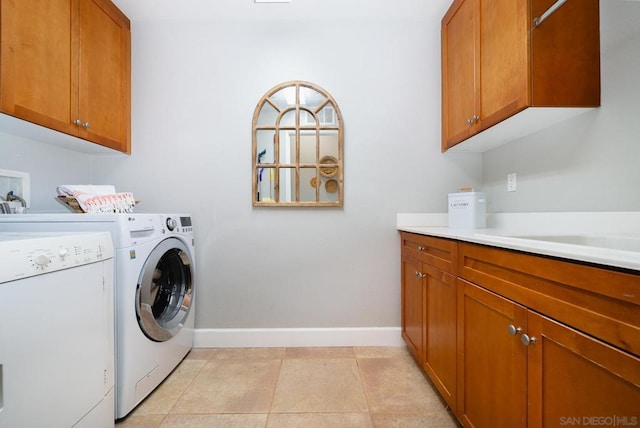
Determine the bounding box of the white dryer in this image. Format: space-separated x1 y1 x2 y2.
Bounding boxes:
0 213 196 419
0 232 115 428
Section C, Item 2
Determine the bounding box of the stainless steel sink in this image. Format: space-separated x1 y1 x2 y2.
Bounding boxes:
504 234 640 252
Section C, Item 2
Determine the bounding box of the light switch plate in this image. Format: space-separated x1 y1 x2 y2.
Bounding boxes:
507 173 517 192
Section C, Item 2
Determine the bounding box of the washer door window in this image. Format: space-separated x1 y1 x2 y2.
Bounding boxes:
136 238 193 342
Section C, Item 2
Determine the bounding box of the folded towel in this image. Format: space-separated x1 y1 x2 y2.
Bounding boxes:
57 185 117 196
57 185 136 213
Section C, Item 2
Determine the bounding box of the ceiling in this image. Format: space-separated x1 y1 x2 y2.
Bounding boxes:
111 0 451 22
111 0 639 53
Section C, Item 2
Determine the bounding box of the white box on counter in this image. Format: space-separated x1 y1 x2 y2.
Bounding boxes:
448 191 486 229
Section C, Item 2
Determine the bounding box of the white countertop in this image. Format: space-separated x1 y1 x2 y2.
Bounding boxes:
397 212 640 272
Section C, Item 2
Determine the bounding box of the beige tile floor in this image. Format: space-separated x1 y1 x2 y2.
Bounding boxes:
115 346 460 428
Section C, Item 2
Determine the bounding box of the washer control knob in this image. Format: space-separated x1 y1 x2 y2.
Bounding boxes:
166 217 177 231
58 247 69 259
34 254 51 267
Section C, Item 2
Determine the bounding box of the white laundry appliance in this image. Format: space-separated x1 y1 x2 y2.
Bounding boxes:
0 213 196 419
0 231 115 428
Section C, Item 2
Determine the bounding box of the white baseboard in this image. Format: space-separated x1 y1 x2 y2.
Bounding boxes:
193 327 404 348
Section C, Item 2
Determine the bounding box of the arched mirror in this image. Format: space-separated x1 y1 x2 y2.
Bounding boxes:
252 81 344 206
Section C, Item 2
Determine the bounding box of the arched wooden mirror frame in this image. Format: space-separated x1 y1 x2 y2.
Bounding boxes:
252 80 344 207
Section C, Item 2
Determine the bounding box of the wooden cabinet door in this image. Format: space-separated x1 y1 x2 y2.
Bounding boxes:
530 0 600 107
442 0 528 149
0 0 78 136
457 279 527 428
401 254 425 362
78 0 131 153
527 312 640 427
477 0 529 131
441 0 478 151
423 264 457 411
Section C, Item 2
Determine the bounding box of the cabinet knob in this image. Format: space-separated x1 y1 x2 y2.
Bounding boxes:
507 324 523 336
466 115 479 125
83 122 90 129
414 271 425 278
74 119 83 126
417 245 425 252
520 334 537 346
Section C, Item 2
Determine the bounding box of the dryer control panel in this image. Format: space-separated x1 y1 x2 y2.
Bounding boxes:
0 232 114 283
177 216 193 233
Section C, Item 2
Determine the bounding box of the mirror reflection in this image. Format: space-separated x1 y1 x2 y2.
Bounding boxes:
252 81 344 206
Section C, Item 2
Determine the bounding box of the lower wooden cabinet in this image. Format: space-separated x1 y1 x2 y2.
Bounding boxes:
457 279 640 427
400 232 640 427
401 253 424 361
527 311 640 427
457 279 527 427
423 264 457 411
400 233 457 411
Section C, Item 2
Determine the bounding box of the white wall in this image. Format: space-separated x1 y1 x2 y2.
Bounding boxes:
88 1 481 330
482 1 640 213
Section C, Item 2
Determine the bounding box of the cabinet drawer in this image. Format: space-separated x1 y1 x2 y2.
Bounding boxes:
400 232 457 275
458 242 640 356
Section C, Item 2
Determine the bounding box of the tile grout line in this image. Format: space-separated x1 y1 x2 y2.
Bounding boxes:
264 355 284 428
354 355 377 427
163 350 216 420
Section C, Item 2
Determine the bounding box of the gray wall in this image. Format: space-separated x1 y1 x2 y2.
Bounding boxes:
0 132 94 210
2 1 637 332
86 0 482 329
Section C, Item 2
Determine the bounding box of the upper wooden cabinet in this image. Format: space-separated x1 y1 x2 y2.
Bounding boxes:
441 0 600 152
0 0 131 154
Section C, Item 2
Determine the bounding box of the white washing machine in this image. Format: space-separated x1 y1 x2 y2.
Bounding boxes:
0 213 196 419
112 214 195 418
